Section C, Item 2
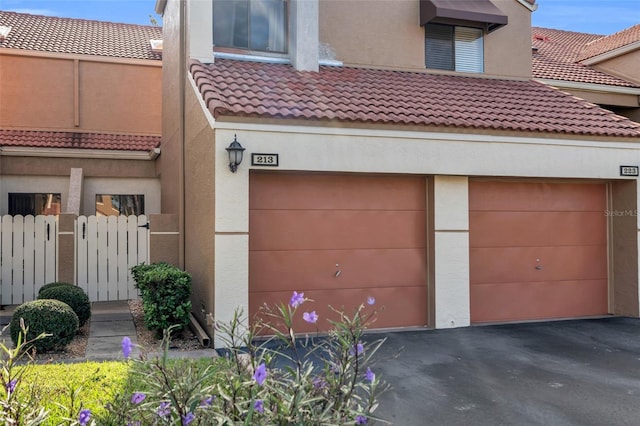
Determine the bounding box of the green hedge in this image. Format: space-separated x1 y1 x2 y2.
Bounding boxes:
38 284 91 327
131 262 192 336
10 299 79 352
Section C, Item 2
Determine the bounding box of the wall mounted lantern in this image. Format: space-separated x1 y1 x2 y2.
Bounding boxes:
226 135 245 173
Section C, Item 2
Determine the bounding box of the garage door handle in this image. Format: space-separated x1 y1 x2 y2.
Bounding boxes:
535 265 543 270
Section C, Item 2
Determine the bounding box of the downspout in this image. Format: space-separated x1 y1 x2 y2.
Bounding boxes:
179 0 187 269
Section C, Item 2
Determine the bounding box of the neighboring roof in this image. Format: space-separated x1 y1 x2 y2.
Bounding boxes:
0 11 162 60
0 130 161 151
532 27 638 87
191 58 640 138
578 24 640 62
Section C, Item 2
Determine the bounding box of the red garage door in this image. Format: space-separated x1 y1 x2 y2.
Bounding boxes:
470 181 608 323
249 172 428 332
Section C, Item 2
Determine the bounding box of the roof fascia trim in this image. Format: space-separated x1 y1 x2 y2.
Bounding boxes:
212 120 640 148
0 47 162 66
0 146 156 160
581 41 640 65
516 0 538 12
534 78 640 95
155 0 167 15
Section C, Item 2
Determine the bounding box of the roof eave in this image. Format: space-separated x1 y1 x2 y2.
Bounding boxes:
534 78 640 95
0 146 159 160
580 41 640 65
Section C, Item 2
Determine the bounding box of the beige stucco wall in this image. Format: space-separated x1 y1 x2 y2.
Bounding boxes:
610 180 640 316
593 51 640 86
319 0 532 77
158 0 186 265
184 77 217 337
484 0 532 78
1 156 156 177
0 52 161 134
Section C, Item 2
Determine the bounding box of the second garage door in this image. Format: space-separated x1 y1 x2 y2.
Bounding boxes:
249 172 428 332
470 181 608 323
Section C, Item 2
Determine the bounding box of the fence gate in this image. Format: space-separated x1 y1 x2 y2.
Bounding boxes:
76 215 149 302
0 215 57 305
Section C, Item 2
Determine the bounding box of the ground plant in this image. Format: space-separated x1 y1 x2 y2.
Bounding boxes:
37 284 91 327
2 292 389 425
9 300 79 352
131 262 192 337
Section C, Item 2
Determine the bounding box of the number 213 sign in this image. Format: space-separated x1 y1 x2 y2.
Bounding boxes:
252 153 279 167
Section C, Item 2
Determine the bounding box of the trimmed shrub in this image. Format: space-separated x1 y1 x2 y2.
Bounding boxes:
131 262 192 336
37 281 74 297
38 284 91 327
10 299 79 352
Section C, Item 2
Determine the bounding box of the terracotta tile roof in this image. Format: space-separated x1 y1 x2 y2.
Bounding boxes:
191 58 640 138
578 24 640 62
0 130 161 151
532 27 638 87
0 11 162 60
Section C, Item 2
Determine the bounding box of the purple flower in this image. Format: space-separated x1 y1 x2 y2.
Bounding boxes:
254 399 264 414
349 342 364 357
182 412 195 425
157 402 171 418
355 415 368 424
131 392 146 404
200 395 214 406
122 336 132 359
289 291 305 308
6 379 17 395
303 310 318 324
312 376 327 389
367 296 376 305
253 362 267 386
78 409 91 426
365 367 375 383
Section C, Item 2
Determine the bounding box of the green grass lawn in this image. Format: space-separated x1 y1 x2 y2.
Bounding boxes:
17 357 218 425
19 361 129 424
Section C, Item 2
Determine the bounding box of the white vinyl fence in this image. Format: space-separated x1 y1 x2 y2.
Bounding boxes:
76 215 149 302
0 215 57 305
0 214 149 304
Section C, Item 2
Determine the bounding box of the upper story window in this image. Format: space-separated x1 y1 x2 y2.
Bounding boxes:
9 193 61 216
213 0 288 53
425 24 484 73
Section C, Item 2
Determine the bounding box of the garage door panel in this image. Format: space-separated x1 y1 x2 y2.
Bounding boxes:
470 245 608 284
470 181 606 212
471 280 608 323
250 248 427 292
250 286 428 333
250 173 426 211
470 181 608 323
469 211 606 247
250 210 426 251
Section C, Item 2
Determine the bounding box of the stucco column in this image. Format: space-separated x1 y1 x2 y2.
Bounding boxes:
188 0 214 63
433 176 470 328
149 214 180 266
290 0 319 71
57 213 77 285
214 130 250 347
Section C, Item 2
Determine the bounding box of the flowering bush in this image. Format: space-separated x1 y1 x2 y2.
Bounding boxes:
1 321 50 425
1 292 389 425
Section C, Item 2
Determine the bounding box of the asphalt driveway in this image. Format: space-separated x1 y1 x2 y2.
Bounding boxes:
370 317 640 426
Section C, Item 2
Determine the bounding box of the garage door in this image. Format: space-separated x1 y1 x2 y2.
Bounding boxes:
249 172 428 332
470 181 608 323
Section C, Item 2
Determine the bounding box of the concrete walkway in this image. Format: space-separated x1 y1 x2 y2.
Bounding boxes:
1 301 217 361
